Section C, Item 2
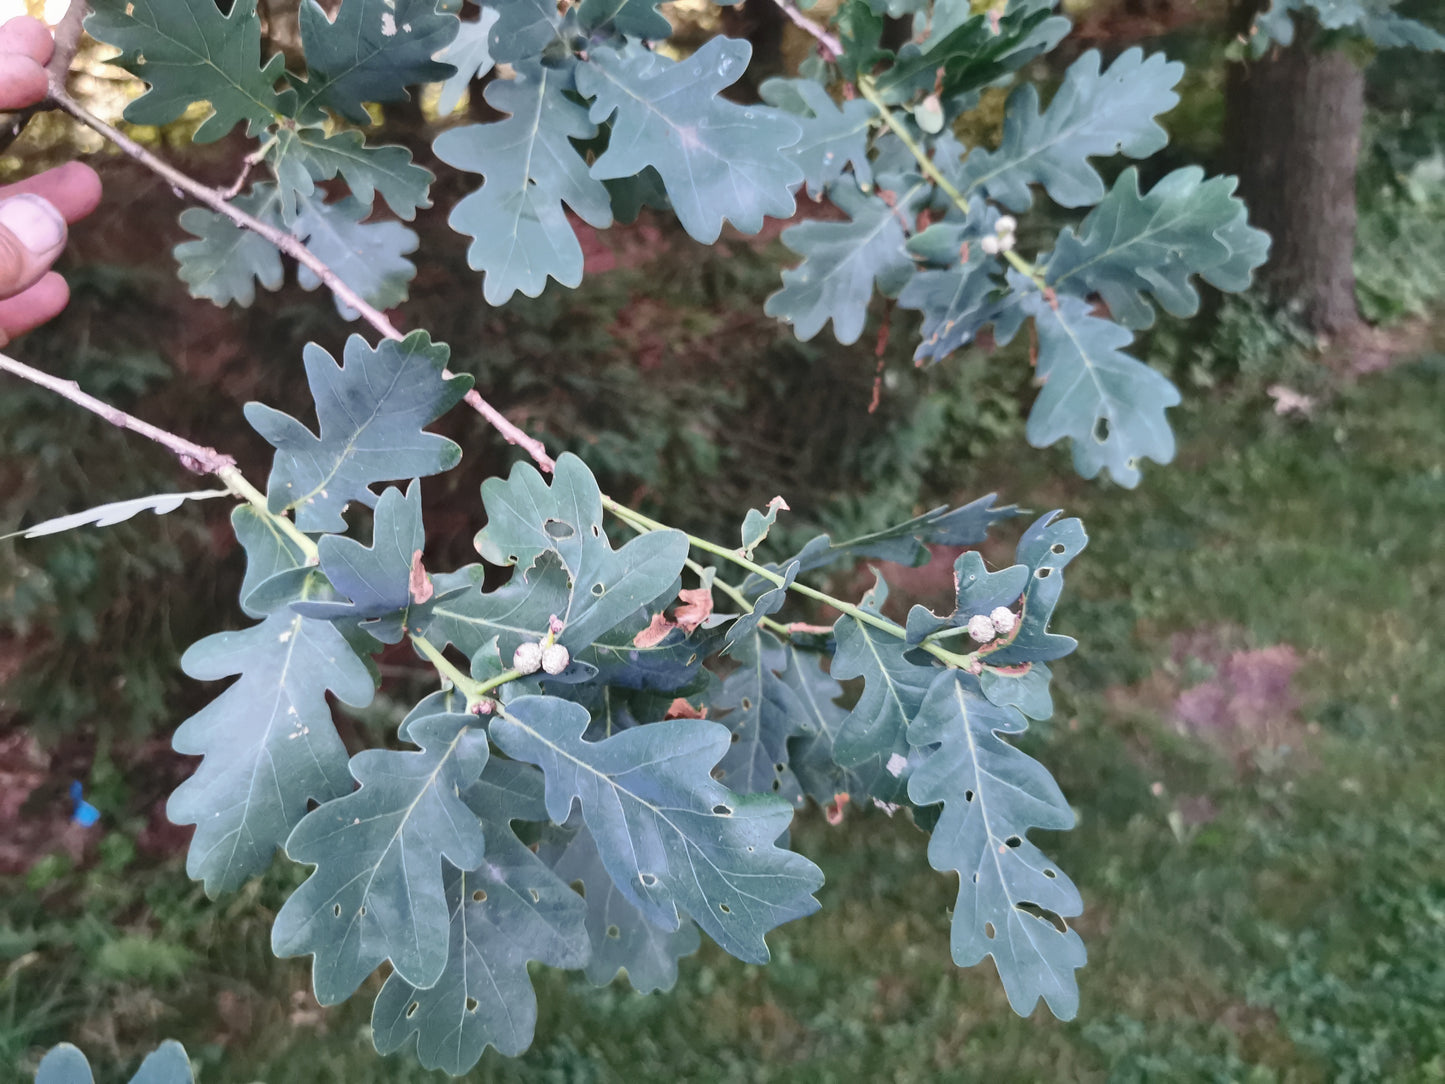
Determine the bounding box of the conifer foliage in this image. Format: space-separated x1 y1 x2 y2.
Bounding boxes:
23 0 1283 1074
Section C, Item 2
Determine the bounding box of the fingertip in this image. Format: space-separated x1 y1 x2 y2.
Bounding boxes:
0 16 55 66
47 161 103 222
0 53 48 110
0 272 68 343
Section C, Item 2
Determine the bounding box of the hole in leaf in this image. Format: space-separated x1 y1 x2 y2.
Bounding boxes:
1050 542 1066 555
406 1002 419 1019
730 732 740 744
606 925 621 939
740 697 753 710
640 872 658 887
964 790 974 802
774 762 785 773
1043 869 1057 879
472 889 487 903
570 879 586 898
466 997 479 1013
971 873 978 884
506 554 518 564
712 768 725 780
591 582 605 597
712 804 732 816
544 520 576 540
1093 416 1111 443
1017 901 1068 933
359 906 367 916
1036 567 1052 579
771 779 781 791
984 922 995 939
1005 835 1022 849
718 903 732 914
591 524 600 538
332 904 342 918
529 888 540 902
746 845 754 853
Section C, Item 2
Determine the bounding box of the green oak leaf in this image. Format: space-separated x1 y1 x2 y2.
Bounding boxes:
296 0 458 124
435 60 613 304
173 185 284 308
269 127 433 222
980 512 1087 671
828 586 936 805
291 193 419 318
371 762 588 1071
758 77 877 198
1254 0 1445 50
473 454 687 629
231 505 309 621
740 495 789 559
245 331 471 533
905 551 1029 646
542 817 702 993
169 606 375 896
1044 167 1270 329
85 0 285 142
37 1040 194 1084
578 38 803 243
766 175 929 345
898 253 1016 364
578 0 672 40
710 629 807 802
435 9 499 114
293 483 455 644
272 710 490 1003
724 560 797 652
1020 290 1181 487
955 48 1183 211
485 0 565 64
490 695 824 963
778 645 869 806
908 671 1085 1020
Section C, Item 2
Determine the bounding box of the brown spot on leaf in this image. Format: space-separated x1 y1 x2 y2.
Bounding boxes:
633 612 675 648
408 550 434 604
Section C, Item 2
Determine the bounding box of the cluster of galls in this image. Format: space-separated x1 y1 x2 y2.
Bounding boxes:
980 215 1018 256
966 605 1018 644
512 615 570 676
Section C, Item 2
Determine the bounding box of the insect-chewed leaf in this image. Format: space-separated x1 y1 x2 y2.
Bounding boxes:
169 609 375 896
269 127 433 222
174 185 286 308
435 9 499 115
245 331 471 533
1020 291 1180 487
908 671 1085 1020
4 489 229 542
906 552 1030 646
434 60 613 304
828 614 937 804
371 762 588 1071
472 454 687 644
541 816 701 993
766 175 928 345
271 710 489 1003
486 0 565 63
290 194 419 317
981 512 1086 671
490 695 824 963
710 629 807 802
578 38 803 243
758 77 877 198
37 1039 194 1084
898 253 1015 364
295 0 458 124
85 0 285 142
953 48 1182 211
578 607 714 693
1044 167 1270 329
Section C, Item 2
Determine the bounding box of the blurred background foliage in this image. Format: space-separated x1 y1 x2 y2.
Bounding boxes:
1 0 1443 1080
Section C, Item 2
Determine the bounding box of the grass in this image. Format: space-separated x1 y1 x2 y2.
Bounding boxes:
4 351 1445 1083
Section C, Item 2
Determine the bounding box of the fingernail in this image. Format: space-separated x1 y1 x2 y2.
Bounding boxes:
0 194 65 254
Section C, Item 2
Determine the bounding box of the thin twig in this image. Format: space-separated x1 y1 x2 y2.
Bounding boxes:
48 87 557 471
0 350 233 474
769 0 843 61
48 0 89 88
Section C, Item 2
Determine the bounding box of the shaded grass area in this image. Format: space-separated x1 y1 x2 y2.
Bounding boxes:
3 354 1444 1083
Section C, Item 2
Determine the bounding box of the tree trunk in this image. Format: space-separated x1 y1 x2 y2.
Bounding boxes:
1225 18 1366 335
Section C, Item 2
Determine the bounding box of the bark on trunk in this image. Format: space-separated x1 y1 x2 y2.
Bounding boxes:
1225 22 1366 335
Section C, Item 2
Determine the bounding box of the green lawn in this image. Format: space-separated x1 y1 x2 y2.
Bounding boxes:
5 353 1444 1083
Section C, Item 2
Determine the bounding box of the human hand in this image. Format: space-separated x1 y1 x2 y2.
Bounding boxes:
0 15 101 346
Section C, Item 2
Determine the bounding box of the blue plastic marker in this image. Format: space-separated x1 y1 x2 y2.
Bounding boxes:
69 781 100 827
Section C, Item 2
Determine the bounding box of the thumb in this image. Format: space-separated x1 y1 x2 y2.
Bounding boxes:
0 194 67 300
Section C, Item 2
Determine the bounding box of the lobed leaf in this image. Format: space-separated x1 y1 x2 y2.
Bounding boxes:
490 695 824 963
269 128 433 222
1020 290 1181 488
245 331 471 533
954 48 1183 211
908 672 1085 1020
578 38 803 243
291 194 419 318
37 1040 194 1084
272 709 490 1003
173 185 285 308
758 77 877 198
710 629 808 802
435 61 613 304
485 0 565 64
85 0 285 142
3 490 228 541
